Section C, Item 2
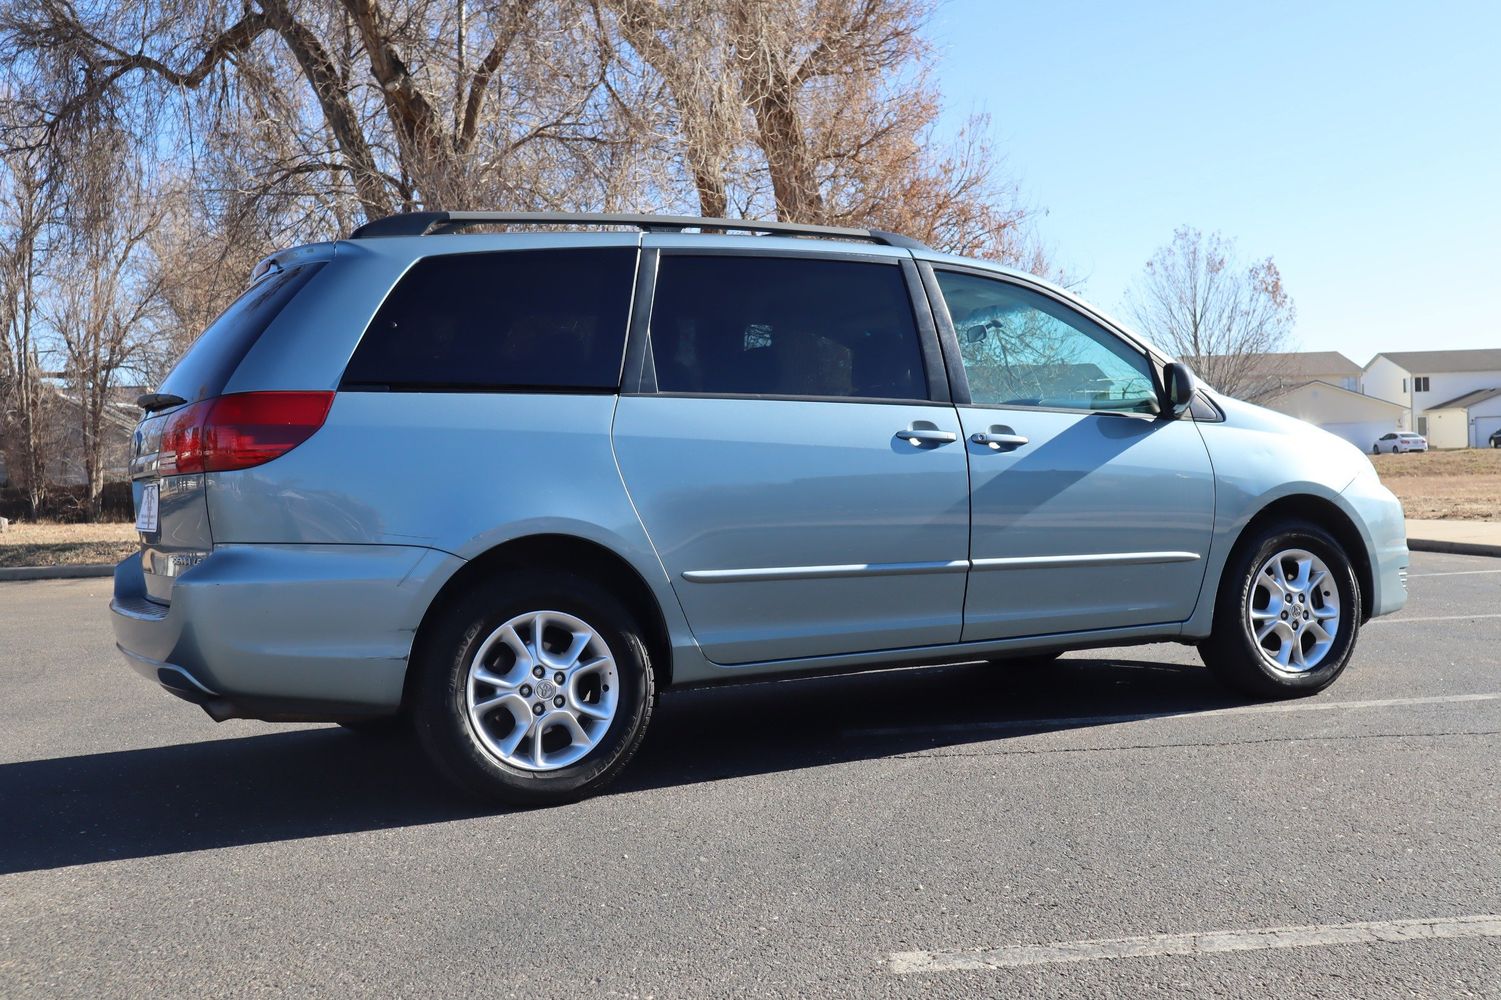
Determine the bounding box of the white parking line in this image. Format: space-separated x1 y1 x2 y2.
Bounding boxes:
1368 613 1501 624
845 693 1500 739
888 914 1501 973
1408 569 1501 577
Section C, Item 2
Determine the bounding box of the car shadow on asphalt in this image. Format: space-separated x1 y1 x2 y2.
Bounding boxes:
1 655 1246 874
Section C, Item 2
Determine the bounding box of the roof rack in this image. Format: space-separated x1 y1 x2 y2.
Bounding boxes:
346 211 928 250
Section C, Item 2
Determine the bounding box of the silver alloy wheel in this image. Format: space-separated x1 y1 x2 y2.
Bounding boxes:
465 610 619 771
1247 548 1341 673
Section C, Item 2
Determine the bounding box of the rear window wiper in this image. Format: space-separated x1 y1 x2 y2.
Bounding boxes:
137 392 188 413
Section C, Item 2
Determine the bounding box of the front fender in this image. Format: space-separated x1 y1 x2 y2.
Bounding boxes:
1183 395 1394 637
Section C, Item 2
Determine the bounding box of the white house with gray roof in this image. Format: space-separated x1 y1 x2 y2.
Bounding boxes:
1249 350 1365 392
1263 378 1405 450
1219 350 1403 449
1362 348 1501 446
1424 387 1501 449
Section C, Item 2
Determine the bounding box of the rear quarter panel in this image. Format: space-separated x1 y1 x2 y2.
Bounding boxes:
204 392 704 677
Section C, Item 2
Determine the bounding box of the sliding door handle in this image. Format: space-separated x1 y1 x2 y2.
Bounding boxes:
896 427 958 445
970 431 1029 450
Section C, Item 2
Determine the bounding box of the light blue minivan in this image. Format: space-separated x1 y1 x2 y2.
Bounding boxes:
112 212 1409 803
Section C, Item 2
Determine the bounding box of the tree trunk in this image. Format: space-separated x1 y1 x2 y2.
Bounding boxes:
741 74 823 221
731 3 824 222
261 0 392 222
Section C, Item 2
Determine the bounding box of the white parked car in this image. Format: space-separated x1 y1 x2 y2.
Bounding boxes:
1372 431 1428 454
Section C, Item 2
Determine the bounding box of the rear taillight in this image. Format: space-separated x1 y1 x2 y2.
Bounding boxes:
160 392 334 474
160 400 211 474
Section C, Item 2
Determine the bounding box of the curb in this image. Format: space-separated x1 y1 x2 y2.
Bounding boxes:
0 564 116 582
1408 538 1501 559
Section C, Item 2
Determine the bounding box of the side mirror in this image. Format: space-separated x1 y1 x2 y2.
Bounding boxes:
964 325 988 345
1164 362 1198 418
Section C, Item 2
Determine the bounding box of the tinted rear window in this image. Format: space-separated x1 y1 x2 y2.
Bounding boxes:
649 255 926 400
341 247 637 391
158 263 326 403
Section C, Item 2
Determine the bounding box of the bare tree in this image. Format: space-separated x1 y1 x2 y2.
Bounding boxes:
1125 226 1296 401
592 0 1033 260
4 0 1036 247
0 1 631 225
143 182 278 387
0 142 55 516
595 0 745 217
45 130 164 518
0 0 1046 518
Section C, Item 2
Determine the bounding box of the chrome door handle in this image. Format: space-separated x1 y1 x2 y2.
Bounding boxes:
970 431 1029 450
896 428 958 445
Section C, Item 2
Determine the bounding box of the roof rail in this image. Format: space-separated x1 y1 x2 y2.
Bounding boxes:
346 211 928 250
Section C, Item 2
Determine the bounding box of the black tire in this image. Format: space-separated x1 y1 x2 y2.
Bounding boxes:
411 570 655 805
1198 520 1361 699
1371 444 1380 455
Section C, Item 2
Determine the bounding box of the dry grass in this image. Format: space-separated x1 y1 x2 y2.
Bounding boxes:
0 520 137 568
1371 449 1501 521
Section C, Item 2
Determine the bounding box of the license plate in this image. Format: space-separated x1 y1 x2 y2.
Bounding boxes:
135 483 160 533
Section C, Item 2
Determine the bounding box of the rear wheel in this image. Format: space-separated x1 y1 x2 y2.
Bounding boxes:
412 571 655 805
1199 520 1360 698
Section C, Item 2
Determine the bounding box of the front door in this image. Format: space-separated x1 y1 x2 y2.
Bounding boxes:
928 266 1216 641
613 249 970 665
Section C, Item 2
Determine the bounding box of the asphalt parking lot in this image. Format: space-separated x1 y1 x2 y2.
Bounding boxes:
2 551 1498 998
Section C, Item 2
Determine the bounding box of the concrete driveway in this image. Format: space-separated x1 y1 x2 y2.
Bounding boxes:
1 551 1498 998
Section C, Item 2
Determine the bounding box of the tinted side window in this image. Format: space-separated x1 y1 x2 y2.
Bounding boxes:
936 270 1158 414
159 263 326 403
342 247 636 391
649 255 927 400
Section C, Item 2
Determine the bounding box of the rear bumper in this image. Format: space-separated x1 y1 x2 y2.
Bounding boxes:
110 544 464 721
117 641 219 702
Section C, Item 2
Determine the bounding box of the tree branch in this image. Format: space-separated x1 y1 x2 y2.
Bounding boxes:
89 12 272 88
458 0 537 153
259 0 391 221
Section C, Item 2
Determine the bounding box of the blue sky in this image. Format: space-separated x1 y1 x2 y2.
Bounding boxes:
931 0 1501 364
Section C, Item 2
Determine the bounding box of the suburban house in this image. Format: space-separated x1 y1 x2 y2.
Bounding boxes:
1424 388 1501 449
1246 351 1365 393
1247 351 1406 450
1264 379 1406 450
1362 349 1501 447
0 384 138 490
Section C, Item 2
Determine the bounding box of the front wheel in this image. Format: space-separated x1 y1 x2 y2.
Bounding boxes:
1199 520 1360 698
412 570 656 805
1372 444 1380 455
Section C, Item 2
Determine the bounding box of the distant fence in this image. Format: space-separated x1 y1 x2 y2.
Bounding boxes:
1 482 134 522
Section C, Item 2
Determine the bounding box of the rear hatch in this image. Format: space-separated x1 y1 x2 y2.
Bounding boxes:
129 407 212 603
130 259 329 603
